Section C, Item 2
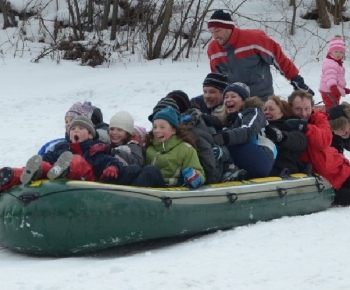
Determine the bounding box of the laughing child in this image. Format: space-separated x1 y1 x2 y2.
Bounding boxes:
145 106 205 188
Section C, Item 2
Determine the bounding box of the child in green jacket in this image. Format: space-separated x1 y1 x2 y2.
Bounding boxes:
145 106 205 188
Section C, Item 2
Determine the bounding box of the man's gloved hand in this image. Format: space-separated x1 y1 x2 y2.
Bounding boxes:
212 132 229 146
212 144 223 160
330 85 341 99
100 166 118 180
345 88 350 94
265 125 285 143
182 167 203 189
202 114 223 130
284 119 308 133
291 75 315 96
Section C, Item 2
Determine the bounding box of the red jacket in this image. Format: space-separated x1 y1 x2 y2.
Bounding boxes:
300 109 350 189
207 27 299 101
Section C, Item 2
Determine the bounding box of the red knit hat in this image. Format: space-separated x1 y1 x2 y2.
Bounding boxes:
208 10 235 29
328 36 345 53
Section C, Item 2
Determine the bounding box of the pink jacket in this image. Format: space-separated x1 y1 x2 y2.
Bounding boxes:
319 57 346 96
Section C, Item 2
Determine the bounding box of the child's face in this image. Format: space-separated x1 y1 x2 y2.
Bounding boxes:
152 119 176 142
69 126 93 143
333 122 350 139
330 50 344 60
65 116 74 133
109 127 128 145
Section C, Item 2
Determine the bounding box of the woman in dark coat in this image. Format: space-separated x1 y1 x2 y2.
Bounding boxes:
264 95 308 176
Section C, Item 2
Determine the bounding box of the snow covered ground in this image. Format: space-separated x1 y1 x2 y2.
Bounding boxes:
2 0 350 289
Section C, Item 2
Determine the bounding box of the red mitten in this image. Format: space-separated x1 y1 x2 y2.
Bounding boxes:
100 166 118 180
330 85 341 98
345 88 350 94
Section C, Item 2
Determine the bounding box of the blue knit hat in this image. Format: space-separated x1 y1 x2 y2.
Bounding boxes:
223 82 250 100
152 106 179 128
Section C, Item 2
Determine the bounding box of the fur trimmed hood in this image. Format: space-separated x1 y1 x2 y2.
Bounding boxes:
327 101 350 131
242 96 265 111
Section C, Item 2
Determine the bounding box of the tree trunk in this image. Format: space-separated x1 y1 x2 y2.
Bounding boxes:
67 0 80 40
316 0 331 28
290 0 296 35
0 0 16 29
73 0 84 39
87 0 93 32
151 0 174 59
110 0 119 40
101 0 112 30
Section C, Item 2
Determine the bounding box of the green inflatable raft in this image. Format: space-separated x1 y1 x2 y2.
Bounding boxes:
0 174 334 256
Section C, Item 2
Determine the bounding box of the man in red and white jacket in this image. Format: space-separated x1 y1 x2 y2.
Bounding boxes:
207 10 314 102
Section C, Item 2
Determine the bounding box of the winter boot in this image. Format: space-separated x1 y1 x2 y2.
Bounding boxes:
20 155 43 185
47 151 73 180
0 167 23 192
221 164 247 182
66 155 95 181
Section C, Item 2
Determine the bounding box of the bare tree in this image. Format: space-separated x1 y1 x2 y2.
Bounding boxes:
316 0 331 28
0 0 16 29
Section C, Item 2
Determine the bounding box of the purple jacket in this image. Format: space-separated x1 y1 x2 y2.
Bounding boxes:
319 56 346 96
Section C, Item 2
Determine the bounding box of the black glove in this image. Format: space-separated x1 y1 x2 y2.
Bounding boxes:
265 125 285 143
284 119 308 133
202 114 223 130
290 75 315 96
213 132 229 146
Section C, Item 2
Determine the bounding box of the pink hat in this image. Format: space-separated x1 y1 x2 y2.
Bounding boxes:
328 36 345 53
134 125 147 142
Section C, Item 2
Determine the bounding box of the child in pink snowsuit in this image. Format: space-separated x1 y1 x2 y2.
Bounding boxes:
319 35 350 110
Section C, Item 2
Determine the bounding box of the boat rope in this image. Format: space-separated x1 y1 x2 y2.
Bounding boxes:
4 180 324 207
312 174 325 193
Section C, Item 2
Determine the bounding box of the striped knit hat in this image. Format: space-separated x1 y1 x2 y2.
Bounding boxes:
203 72 229 91
328 36 345 53
148 98 180 122
65 101 94 119
208 10 235 29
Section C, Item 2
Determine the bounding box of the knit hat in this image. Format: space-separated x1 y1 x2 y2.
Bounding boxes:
327 104 348 131
65 101 94 119
203 72 229 91
134 125 147 142
152 106 179 128
223 82 250 100
148 98 180 122
328 36 345 53
109 110 134 134
207 10 235 29
166 90 192 113
91 106 103 125
69 116 96 138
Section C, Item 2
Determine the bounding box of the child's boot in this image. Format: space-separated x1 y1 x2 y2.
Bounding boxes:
20 155 43 185
47 151 73 180
0 167 23 192
222 164 247 182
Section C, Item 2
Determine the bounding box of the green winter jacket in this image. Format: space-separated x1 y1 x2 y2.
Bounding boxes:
145 135 205 187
